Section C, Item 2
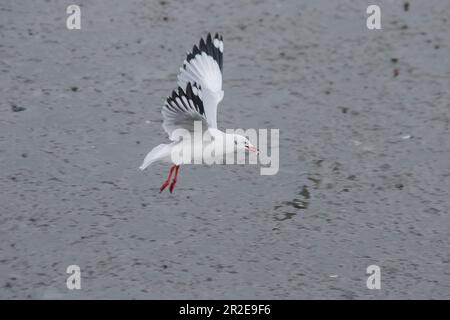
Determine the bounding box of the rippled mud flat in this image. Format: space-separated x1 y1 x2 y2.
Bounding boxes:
0 0 449 299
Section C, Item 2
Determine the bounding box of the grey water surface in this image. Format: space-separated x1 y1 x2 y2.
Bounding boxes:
0 0 449 299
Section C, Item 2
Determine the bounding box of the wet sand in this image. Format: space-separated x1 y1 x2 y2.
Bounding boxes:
0 0 449 299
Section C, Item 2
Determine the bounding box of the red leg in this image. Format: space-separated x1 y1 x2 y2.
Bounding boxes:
169 165 180 193
160 165 176 193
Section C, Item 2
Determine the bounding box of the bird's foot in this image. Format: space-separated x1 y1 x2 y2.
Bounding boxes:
169 179 177 193
159 180 170 193
160 165 177 193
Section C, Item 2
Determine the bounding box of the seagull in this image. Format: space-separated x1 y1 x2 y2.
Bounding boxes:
140 33 258 193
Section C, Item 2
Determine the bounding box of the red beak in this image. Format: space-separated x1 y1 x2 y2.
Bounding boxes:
246 146 259 153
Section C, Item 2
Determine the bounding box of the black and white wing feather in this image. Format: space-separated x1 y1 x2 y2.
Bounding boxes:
177 33 224 128
162 83 207 141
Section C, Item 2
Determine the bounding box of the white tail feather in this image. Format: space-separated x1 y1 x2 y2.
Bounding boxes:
139 144 169 170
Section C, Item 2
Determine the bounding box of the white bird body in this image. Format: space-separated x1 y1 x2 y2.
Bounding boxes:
140 33 257 193
139 129 243 168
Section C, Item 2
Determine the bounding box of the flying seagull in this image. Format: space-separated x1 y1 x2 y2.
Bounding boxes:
140 33 258 193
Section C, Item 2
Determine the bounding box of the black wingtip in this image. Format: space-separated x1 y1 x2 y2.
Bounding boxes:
178 86 185 97
192 45 200 56
199 38 207 52
185 82 193 93
184 33 224 71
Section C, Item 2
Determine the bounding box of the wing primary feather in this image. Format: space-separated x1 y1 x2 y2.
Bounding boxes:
206 33 213 57
199 38 207 52
192 44 200 56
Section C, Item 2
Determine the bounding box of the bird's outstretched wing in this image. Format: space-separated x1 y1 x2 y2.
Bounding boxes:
162 83 208 141
177 33 224 128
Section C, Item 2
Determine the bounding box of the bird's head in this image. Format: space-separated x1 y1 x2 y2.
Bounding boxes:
233 134 259 153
